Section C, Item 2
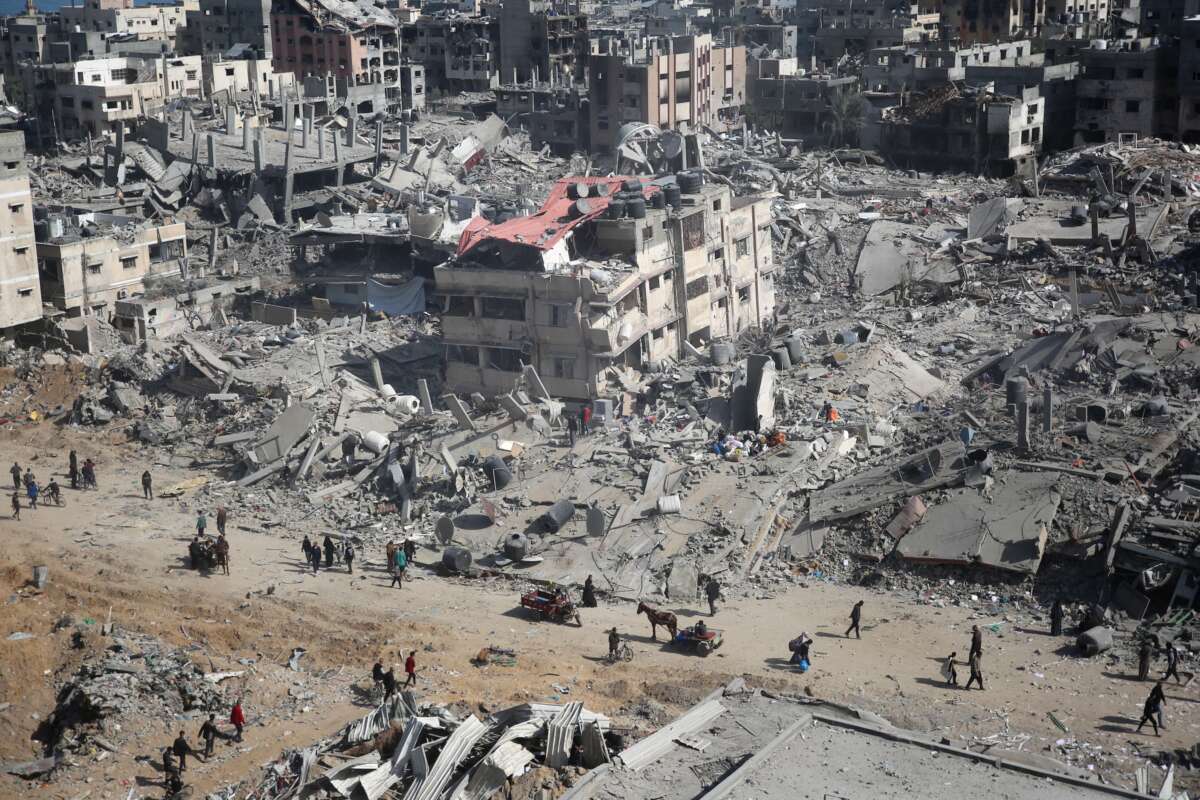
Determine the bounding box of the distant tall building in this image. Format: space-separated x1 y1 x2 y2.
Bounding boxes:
183 0 272 60
498 0 588 85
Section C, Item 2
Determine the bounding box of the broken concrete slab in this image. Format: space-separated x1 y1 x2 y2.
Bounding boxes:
442 393 477 432
809 440 967 523
896 471 1061 574
253 403 316 464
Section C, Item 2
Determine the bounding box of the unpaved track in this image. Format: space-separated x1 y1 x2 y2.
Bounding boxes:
0 424 1189 796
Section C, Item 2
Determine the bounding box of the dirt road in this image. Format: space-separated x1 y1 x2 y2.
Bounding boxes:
0 424 1188 796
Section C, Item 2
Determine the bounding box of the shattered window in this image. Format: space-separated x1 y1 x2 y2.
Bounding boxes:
686 277 707 300
681 212 704 251
446 344 478 365
735 236 749 258
551 356 575 379
445 295 474 316
481 296 525 321
486 347 522 372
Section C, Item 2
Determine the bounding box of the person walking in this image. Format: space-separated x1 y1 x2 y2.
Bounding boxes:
372 661 385 698
161 745 178 783
1137 685 1163 736
10 492 19 520
382 667 397 701
81 458 96 489
323 534 335 569
942 652 959 687
704 578 721 616
230 701 245 742
580 404 592 436
199 715 218 758
309 544 321 575
608 627 621 658
196 510 207 537
10 462 20 491
26 480 37 510
1138 641 1152 681
1050 596 1064 636
216 506 227 536
1165 644 1182 684
172 731 195 771
216 534 230 576
404 651 417 687
403 538 416 564
344 542 355 574
567 414 578 447
68 451 78 489
141 470 153 500
390 547 407 588
582 575 597 608
845 600 863 639
969 625 983 661
966 651 984 690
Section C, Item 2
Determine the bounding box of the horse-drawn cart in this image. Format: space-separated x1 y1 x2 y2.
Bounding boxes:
520 588 582 626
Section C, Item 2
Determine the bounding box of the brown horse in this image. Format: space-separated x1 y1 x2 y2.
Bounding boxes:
637 602 678 641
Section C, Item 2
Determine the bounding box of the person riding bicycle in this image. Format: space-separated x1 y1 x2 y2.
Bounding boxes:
46 479 60 506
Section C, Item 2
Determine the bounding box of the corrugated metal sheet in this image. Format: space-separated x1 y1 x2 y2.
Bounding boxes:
403 715 489 800
458 742 535 800
341 694 410 745
545 701 584 769
358 719 426 800
327 754 380 796
617 700 725 771
491 704 610 731
580 722 610 768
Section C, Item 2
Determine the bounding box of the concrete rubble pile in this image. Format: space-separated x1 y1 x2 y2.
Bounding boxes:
36 629 231 764
219 695 614 800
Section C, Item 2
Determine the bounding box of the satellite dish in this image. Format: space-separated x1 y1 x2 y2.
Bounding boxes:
586 505 607 537
435 515 454 545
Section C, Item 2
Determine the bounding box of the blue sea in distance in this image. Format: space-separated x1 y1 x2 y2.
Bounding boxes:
0 0 164 13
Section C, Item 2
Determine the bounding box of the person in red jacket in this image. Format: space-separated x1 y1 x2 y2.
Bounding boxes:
580 404 592 436
230 701 245 742
403 652 417 687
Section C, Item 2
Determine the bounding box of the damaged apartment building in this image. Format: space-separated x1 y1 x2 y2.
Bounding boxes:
435 173 774 400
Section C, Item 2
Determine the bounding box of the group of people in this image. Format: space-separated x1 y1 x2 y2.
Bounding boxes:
10 460 71 518
710 428 787 460
941 624 987 690
371 653 419 700
160 701 246 793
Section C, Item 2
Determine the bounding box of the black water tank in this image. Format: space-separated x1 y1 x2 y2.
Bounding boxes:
607 198 627 219
570 198 593 219
627 197 647 219
589 183 612 198
567 182 590 200
677 170 703 194
650 191 666 210
482 455 512 489
664 184 682 209
622 178 644 193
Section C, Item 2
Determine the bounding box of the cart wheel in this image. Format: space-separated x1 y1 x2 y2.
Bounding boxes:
701 642 712 655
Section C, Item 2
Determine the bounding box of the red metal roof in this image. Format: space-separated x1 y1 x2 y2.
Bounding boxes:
456 176 660 257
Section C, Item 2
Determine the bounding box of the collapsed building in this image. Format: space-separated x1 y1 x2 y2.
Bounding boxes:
435 174 774 400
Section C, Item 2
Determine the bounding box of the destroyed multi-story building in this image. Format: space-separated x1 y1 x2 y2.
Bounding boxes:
21 54 203 140
747 57 859 142
401 14 498 94
871 83 1043 178
938 0 1045 43
793 0 940 68
1074 36 1179 145
271 0 402 105
0 129 42 331
497 0 588 85
35 214 187 318
435 175 774 400
863 40 1039 93
203 57 296 100
494 82 588 155
1179 16 1200 144
113 275 260 342
58 0 191 51
588 33 747 153
182 0 273 60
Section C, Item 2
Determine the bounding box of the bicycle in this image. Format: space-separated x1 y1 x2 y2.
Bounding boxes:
604 643 634 664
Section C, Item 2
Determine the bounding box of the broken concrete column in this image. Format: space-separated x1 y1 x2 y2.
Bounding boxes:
302 114 310 149
182 110 192 141
442 394 477 432
370 357 385 393
399 123 409 155
318 127 326 160
1042 385 1053 433
417 379 433 414
1016 399 1030 450
225 104 237 134
374 118 384 173
242 115 252 151
206 133 216 167
346 115 356 147
207 228 218 275
253 137 263 173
